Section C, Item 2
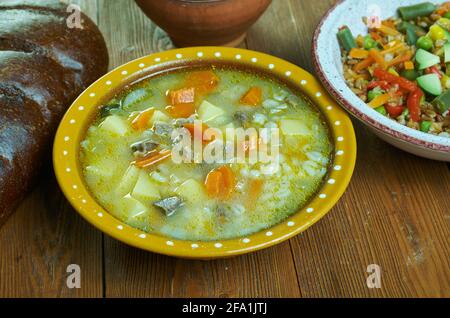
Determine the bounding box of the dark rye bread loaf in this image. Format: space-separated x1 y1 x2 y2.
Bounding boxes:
0 0 109 226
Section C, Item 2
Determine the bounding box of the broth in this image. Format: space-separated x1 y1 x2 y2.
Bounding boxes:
80 65 333 241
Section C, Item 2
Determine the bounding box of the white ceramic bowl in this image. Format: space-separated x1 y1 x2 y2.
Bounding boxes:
312 0 450 161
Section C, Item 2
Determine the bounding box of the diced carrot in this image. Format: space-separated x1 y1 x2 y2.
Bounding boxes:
381 43 405 55
204 165 236 200
168 87 195 105
240 87 262 106
376 24 400 36
369 48 387 69
205 170 222 198
184 122 210 143
217 166 236 199
133 149 171 168
185 70 219 94
130 107 154 131
381 20 396 29
369 31 382 41
349 48 369 59
404 61 414 70
386 52 414 68
380 43 406 55
165 102 196 118
368 93 390 108
246 179 263 209
353 57 374 72
356 35 365 47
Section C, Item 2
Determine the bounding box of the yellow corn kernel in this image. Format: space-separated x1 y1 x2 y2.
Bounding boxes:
404 61 414 70
429 25 446 41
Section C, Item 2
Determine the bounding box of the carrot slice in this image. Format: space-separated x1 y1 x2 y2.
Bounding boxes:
349 48 369 59
167 87 195 105
370 31 382 41
369 48 387 70
376 24 400 36
246 179 264 209
184 122 210 143
217 166 236 199
186 70 219 94
353 57 374 72
240 87 262 106
165 102 196 118
386 52 413 68
205 170 222 198
204 165 236 200
130 107 154 131
133 149 171 168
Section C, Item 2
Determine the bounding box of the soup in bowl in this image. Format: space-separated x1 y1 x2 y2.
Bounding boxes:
54 48 356 258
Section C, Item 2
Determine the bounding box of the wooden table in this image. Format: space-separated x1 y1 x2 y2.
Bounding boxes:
0 0 449 298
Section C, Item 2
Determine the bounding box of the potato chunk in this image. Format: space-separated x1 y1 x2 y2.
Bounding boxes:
116 165 140 196
150 110 170 124
279 119 311 136
120 194 148 219
132 171 161 203
99 115 129 136
198 100 225 123
175 179 207 205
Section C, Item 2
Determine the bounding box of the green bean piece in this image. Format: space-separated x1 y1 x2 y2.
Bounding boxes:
337 26 357 52
432 90 450 114
375 106 387 115
419 121 432 132
406 27 418 45
400 69 419 81
100 102 121 118
397 21 426 36
398 2 437 20
444 11 450 20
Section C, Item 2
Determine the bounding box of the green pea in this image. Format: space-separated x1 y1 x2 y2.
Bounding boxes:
416 36 433 51
363 35 377 50
420 121 432 132
375 106 387 115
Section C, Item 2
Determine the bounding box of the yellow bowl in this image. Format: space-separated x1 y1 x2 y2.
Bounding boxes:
53 47 356 259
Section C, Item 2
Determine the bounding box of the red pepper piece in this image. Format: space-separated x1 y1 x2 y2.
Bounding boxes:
385 104 404 117
367 80 391 90
407 89 423 122
373 68 418 92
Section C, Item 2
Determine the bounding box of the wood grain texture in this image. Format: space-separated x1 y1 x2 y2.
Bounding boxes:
0 0 448 298
0 0 103 298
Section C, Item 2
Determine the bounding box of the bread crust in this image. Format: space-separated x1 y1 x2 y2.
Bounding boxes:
0 0 109 225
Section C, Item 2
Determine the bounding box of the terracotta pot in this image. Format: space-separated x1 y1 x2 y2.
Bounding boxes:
134 0 272 47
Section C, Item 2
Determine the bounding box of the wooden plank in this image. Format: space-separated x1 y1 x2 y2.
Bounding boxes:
283 0 450 297
98 0 301 298
0 0 103 298
0 168 103 297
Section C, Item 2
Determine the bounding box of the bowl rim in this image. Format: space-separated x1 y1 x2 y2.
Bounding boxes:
312 0 450 154
53 47 356 259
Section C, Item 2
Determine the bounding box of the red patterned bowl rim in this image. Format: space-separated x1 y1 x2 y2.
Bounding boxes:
312 0 450 153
